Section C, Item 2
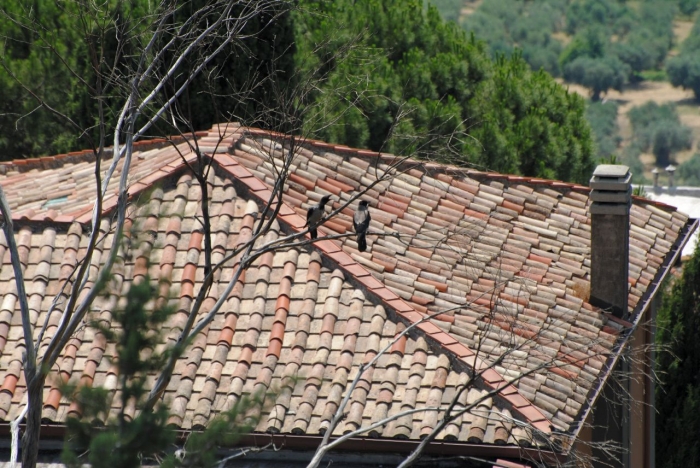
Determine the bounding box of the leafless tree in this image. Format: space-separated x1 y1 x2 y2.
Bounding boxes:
0 1 294 466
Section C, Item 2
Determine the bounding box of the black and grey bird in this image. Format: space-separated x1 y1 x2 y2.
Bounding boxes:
305 194 332 239
353 200 371 252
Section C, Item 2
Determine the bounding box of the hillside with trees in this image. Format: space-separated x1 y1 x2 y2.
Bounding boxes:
444 0 686 94
0 0 595 183
433 0 700 186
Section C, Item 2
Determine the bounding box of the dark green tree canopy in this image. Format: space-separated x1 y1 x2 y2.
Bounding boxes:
628 102 692 166
0 0 595 184
296 0 594 183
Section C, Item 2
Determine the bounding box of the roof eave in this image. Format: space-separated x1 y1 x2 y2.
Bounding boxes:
0 423 566 466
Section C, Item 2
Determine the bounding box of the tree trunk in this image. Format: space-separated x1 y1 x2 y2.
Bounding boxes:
21 375 44 468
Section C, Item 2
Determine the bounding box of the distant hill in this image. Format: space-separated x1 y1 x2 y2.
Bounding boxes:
429 0 700 187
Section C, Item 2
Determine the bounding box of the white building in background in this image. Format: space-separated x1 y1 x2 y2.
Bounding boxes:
642 185 700 258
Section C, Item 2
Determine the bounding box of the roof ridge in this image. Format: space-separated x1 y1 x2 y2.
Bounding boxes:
0 132 209 174
214 128 553 435
7 141 203 224
0 123 679 214
242 126 680 213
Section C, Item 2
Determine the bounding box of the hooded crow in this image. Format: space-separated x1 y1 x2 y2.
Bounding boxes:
305 194 332 239
353 200 371 252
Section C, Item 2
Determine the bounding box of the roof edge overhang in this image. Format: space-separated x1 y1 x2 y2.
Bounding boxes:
0 423 565 466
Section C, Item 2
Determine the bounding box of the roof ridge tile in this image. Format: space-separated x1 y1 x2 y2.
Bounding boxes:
215 142 556 431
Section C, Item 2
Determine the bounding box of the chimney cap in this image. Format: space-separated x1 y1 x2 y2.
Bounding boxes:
665 164 676 173
590 164 631 191
593 164 630 178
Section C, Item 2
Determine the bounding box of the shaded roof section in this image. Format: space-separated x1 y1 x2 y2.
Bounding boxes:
0 168 542 450
0 124 693 451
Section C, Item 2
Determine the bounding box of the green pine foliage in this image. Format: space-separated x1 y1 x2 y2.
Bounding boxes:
0 0 90 157
0 0 595 184
656 244 700 468
0 0 158 159
161 392 267 468
0 0 296 160
295 0 595 183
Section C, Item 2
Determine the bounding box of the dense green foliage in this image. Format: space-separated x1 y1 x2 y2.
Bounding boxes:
627 102 692 166
0 0 124 157
461 0 566 77
679 0 700 16
585 100 620 159
0 1 295 160
656 244 700 468
458 0 676 97
667 15 700 101
677 154 700 185
0 0 596 183
296 0 594 182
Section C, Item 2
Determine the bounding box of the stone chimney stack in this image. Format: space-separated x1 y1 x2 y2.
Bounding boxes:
590 165 631 319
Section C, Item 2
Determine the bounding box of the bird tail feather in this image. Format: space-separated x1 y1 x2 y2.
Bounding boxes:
310 228 317 240
357 233 367 252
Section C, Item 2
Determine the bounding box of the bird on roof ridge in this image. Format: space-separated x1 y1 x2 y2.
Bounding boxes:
305 194 332 239
353 199 371 252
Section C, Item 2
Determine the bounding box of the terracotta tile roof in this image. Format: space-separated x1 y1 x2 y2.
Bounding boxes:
0 124 694 457
216 130 692 432
0 165 541 450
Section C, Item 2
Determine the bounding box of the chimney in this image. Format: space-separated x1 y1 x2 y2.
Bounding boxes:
590 165 631 319
666 164 676 190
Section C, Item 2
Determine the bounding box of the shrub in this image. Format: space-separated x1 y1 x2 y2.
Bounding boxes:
677 153 700 186
563 55 628 100
585 100 621 158
678 0 700 16
651 121 693 167
560 26 608 68
628 102 693 166
667 53 700 101
565 0 627 34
